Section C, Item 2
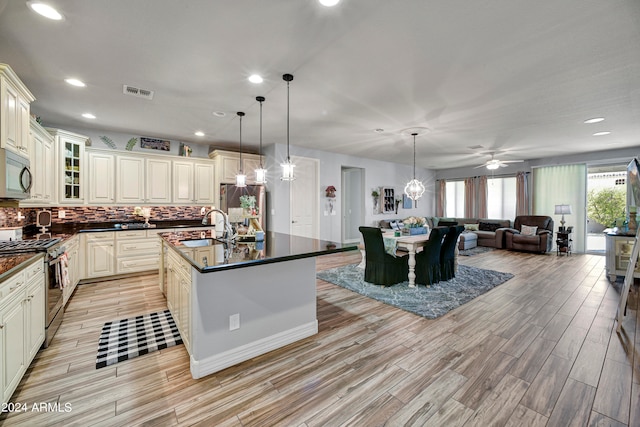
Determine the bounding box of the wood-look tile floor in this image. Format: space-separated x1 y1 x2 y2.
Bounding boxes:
2 249 639 426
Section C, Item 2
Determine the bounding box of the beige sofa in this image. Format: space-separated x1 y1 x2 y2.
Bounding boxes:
428 217 511 248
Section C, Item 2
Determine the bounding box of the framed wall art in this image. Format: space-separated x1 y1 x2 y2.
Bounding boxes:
140 137 170 151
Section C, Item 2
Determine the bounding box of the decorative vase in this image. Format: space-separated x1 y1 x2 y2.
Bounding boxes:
629 215 637 233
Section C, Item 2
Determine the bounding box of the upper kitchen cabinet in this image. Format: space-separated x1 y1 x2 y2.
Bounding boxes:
22 118 55 206
0 64 35 158
88 150 115 204
116 154 172 204
209 150 262 185
172 160 215 204
116 154 171 204
47 128 89 205
116 155 144 203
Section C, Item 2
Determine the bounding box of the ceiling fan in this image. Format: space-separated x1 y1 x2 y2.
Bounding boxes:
474 153 524 170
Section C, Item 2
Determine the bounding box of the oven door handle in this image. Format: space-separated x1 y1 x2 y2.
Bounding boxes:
48 256 62 265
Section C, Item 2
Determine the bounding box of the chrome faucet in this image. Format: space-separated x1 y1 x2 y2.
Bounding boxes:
202 208 235 241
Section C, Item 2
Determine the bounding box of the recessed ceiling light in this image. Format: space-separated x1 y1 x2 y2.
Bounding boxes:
319 0 340 6
593 131 611 136
584 117 605 124
65 78 86 87
374 128 384 133
81 113 96 119
195 131 205 137
212 111 226 117
27 1 63 20
248 74 263 84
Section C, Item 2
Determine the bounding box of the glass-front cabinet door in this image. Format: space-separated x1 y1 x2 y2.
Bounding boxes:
47 128 88 204
64 141 81 200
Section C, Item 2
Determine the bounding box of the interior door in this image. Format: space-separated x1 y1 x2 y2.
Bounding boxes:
342 167 364 243
290 156 319 238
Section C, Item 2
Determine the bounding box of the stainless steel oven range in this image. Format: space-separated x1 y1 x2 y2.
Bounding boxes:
0 238 64 348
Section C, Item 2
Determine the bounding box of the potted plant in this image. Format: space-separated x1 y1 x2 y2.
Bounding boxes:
239 195 257 215
371 190 380 212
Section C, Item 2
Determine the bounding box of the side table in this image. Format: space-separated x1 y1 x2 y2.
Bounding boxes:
556 228 573 256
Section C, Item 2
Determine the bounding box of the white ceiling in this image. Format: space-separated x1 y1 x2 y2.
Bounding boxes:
0 0 639 170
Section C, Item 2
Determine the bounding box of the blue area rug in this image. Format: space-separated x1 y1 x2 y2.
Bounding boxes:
317 263 513 319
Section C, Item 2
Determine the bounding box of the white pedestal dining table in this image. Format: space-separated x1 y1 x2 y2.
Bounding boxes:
383 231 431 287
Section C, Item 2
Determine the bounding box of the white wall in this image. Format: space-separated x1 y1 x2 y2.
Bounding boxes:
262 143 436 243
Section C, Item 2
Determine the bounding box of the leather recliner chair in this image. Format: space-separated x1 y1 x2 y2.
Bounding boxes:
505 215 554 253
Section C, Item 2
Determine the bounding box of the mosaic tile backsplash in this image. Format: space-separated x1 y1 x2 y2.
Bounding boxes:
0 206 209 228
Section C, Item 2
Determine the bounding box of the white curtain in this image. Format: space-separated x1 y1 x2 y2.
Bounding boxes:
533 164 587 252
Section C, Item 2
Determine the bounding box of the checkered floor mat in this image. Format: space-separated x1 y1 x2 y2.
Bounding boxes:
96 309 183 369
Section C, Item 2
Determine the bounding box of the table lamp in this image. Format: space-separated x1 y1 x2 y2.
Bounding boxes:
554 204 572 228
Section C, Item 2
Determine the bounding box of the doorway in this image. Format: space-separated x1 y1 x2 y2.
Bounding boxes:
341 167 364 243
586 164 627 253
290 155 319 238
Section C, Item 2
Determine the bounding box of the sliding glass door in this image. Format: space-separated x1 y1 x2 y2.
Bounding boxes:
533 164 587 253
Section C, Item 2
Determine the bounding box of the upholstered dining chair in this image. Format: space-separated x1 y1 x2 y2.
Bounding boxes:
359 226 409 286
440 225 465 281
415 226 448 286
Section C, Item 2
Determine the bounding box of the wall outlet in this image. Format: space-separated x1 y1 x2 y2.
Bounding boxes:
200 207 206 215
229 313 240 331
58 210 66 218
200 231 206 239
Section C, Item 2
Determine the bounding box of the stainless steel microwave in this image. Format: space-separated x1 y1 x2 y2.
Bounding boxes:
0 148 32 199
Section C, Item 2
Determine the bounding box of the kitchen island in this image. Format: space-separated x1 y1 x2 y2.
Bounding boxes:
160 230 356 379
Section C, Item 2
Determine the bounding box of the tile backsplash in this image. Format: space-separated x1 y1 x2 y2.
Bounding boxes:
0 206 209 228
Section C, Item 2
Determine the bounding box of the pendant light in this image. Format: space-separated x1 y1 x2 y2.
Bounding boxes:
255 96 267 184
404 132 425 201
281 73 295 181
235 111 247 188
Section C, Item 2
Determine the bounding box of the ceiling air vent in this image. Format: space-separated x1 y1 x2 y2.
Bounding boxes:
122 85 154 100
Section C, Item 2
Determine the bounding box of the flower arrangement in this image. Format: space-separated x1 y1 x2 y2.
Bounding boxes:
239 195 256 210
403 216 427 228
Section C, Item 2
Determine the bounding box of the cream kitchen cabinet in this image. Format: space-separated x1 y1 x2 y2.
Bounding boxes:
165 247 192 353
116 154 172 204
0 64 35 157
0 256 45 405
23 118 55 205
146 158 172 203
48 128 89 204
194 162 215 204
88 151 115 204
83 232 116 279
116 155 144 203
63 235 81 306
115 230 162 274
209 149 262 185
172 160 215 204
25 267 45 362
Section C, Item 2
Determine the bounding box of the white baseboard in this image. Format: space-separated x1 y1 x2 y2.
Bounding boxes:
190 320 318 379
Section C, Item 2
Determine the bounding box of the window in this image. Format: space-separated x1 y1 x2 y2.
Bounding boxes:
487 177 516 219
445 180 465 217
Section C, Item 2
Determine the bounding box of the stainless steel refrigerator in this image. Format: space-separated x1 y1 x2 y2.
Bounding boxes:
219 184 267 230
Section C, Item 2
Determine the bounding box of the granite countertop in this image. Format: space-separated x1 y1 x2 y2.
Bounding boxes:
0 253 44 280
161 230 357 273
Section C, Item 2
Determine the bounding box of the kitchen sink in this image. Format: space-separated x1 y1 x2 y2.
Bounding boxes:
180 238 216 247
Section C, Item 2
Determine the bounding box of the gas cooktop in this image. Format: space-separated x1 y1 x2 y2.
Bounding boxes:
0 238 61 254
